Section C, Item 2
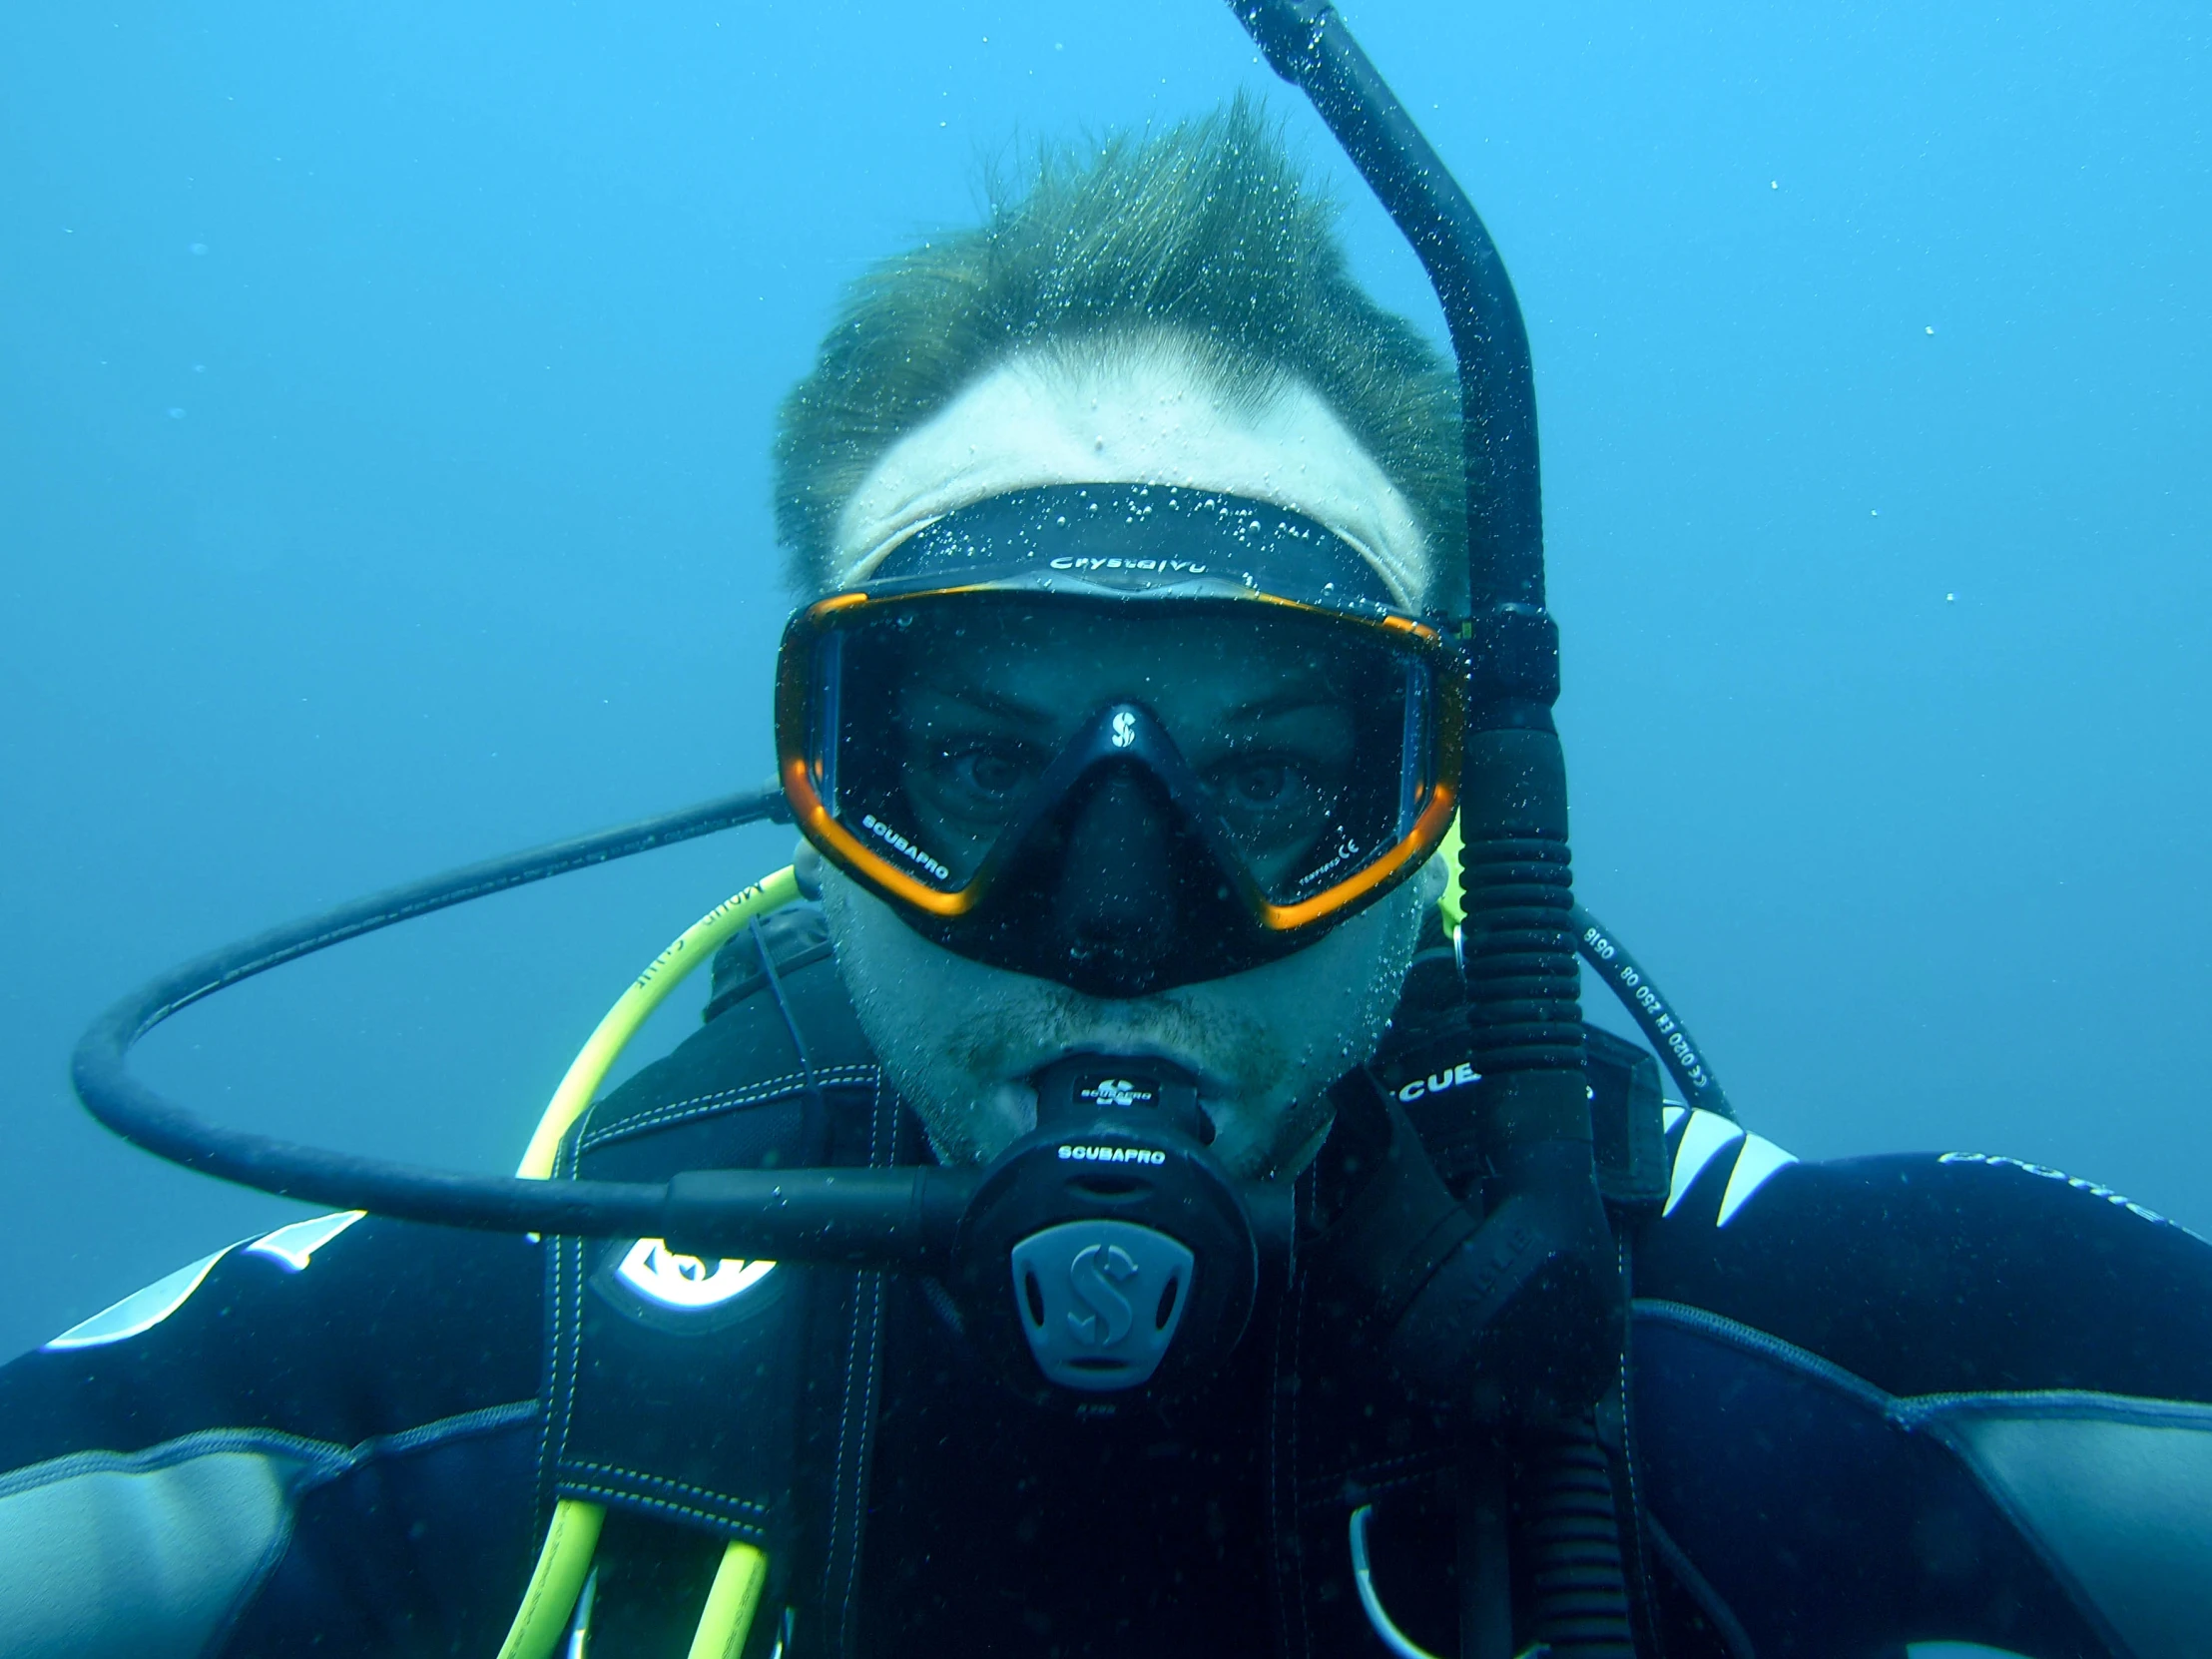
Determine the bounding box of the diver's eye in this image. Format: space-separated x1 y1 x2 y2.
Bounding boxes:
1209 756 1332 824
1220 762 1299 809
932 743 1037 809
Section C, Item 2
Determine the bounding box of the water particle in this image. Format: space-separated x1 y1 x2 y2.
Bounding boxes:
167 407 187 419
1769 180 1778 190
189 242 208 255
1925 325 1936 335
192 363 206 373
1945 593 1956 602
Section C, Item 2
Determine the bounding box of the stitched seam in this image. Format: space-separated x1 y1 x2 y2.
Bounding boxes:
0 1427 352 1501
538 1233 584 1527
534 1237 558 1503
581 1065 878 1151
561 1238 584 1466
276 1399 545 1506
839 1072 896 1651
1296 1466 1436 1512
582 1065 876 1148
1633 1297 1898 1414
824 1255 863 1632
560 1461 773 1519
1615 1233 1654 1644
532 1247 557 1533
1893 1387 2212 1428
356 1398 540 1465
1299 1447 1446 1497
824 1068 896 1658
555 1480 774 1541
534 1146 574 1526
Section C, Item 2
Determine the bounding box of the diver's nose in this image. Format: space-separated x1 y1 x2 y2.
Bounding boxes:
1052 767 1178 993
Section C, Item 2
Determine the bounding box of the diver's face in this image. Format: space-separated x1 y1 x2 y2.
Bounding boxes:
820 334 1439 1178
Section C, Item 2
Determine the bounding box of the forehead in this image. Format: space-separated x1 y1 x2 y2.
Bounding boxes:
829 334 1434 609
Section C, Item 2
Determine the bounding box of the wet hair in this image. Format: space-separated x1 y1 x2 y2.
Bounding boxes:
773 96 1465 610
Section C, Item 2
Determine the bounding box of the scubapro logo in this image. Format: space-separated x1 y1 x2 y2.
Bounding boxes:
1058 1144 1168 1165
1110 710 1137 749
1067 1243 1139 1346
1083 1077 1148 1108
1009 1219 1195 1389
859 814 950 880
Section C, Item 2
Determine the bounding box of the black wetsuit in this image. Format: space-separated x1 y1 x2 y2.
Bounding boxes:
3 905 2207 1659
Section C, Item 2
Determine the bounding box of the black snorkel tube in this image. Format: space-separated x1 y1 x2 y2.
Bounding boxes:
1234 3 1637 1653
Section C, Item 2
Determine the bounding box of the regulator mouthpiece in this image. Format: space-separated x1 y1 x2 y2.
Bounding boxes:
948 1052 1277 1399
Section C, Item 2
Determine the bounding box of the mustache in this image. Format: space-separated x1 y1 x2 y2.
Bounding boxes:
940 979 1287 1102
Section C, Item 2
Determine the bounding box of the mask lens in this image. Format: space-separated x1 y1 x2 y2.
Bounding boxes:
786 593 1451 917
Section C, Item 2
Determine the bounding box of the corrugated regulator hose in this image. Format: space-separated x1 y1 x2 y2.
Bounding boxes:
1522 1417 1637 1657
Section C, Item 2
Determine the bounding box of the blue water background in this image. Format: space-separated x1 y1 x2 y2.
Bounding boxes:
2 0 2204 1360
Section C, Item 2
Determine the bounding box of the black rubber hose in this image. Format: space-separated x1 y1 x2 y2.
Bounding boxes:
1570 903 1734 1121
1521 1418 1638 1658
70 784 794 1239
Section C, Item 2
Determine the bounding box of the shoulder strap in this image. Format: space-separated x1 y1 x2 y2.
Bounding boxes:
537 901 894 1659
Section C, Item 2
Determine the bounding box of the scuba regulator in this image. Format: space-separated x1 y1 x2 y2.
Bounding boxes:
959 1053 1288 1396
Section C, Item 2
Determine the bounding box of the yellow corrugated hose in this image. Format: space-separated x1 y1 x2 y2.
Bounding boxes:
515 867 803 1181
495 865 800 1659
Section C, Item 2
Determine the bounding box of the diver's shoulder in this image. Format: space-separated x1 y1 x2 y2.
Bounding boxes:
1635 1120 2212 1401
0 1213 541 1472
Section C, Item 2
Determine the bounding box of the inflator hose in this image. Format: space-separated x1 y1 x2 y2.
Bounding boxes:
75 785 817 1244
1570 903 1734 1121
1522 1417 1640 1655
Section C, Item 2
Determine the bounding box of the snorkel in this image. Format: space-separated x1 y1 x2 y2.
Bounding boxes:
72 4 1658 1652
1238 7 1634 1651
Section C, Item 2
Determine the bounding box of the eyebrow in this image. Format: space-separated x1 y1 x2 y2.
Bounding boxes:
912 657 1345 730
1224 686 1337 721
909 676 1057 728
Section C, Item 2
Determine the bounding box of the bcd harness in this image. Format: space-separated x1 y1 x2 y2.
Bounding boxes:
532 896 1675 1658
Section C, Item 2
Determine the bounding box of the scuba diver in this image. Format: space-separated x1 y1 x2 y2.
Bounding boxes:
7 7 2211 1658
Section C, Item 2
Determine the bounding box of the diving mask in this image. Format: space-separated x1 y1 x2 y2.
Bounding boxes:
776 483 1464 995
